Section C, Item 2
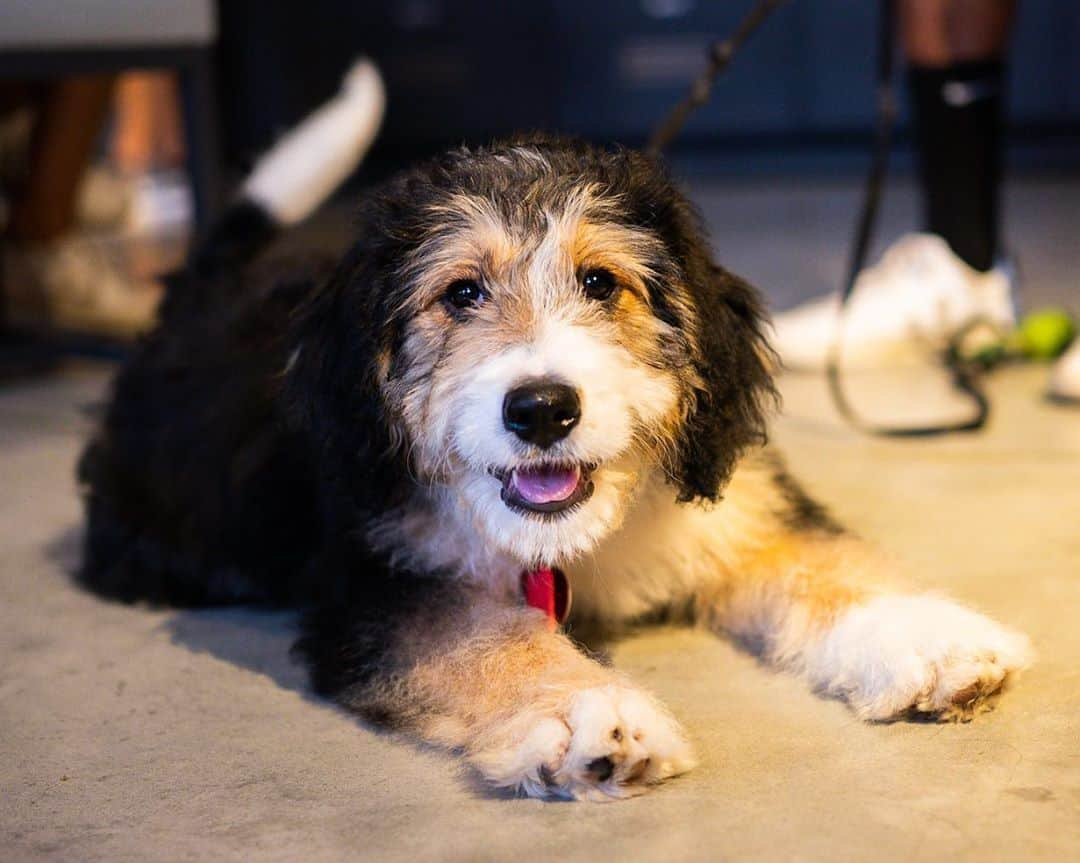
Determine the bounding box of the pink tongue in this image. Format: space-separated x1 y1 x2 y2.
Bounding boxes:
511 465 581 504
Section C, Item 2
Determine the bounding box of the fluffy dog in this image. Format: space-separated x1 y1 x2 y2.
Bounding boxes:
78 132 1032 801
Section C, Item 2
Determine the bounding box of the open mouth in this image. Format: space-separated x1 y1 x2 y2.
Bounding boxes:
492 462 596 516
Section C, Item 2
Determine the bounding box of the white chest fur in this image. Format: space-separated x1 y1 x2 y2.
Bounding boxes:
369 459 783 622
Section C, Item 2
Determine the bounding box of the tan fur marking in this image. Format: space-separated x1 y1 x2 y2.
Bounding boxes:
570 453 886 643
692 456 886 646
700 533 879 631
570 219 663 300
398 194 522 315
363 597 696 798
353 599 615 749
374 347 392 385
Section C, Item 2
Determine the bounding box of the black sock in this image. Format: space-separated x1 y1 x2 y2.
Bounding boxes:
906 60 1005 273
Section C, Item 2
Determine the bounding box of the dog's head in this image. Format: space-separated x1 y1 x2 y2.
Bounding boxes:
287 136 775 565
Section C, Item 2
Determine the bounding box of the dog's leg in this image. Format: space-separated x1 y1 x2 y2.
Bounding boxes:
696 474 1032 721
297 577 695 800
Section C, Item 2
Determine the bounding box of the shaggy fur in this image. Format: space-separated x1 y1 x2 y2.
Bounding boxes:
78 135 1032 801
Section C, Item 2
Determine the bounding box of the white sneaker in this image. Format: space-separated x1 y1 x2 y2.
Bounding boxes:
772 234 1017 370
1049 339 1080 404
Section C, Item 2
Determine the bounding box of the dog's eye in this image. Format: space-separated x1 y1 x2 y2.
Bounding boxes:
444 279 485 312
581 268 617 301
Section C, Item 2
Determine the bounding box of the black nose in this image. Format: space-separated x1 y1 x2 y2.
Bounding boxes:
502 380 581 448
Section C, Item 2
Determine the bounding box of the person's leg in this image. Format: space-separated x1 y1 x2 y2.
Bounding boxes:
1 75 171 338
901 0 1017 272
112 72 185 175
8 75 114 245
770 1 1021 372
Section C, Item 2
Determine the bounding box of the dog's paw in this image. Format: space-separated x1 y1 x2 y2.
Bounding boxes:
807 594 1034 721
471 684 696 801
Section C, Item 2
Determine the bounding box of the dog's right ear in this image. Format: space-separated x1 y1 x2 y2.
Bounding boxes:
282 247 409 515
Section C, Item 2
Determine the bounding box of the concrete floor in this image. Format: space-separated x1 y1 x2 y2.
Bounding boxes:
2 178 1079 861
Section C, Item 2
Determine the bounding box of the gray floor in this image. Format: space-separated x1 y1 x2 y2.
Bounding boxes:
2 178 1079 862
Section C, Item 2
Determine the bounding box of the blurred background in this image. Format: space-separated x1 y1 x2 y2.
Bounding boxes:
0 0 1077 375
2 7 1079 857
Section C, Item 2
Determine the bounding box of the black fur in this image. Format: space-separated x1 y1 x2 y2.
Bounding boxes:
763 452 846 536
671 261 776 502
78 135 778 707
78 262 325 606
192 199 279 278
292 565 470 722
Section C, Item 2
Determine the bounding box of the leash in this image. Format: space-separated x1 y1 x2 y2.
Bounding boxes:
650 0 992 437
826 0 990 436
647 0 792 156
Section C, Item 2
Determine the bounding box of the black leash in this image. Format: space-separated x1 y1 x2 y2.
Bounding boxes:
826 0 990 436
648 0 792 156
650 0 991 437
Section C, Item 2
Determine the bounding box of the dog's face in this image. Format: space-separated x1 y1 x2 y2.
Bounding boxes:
288 137 774 566
393 185 689 563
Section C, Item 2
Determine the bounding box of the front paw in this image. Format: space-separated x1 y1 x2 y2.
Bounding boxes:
807 594 1034 721
471 684 696 801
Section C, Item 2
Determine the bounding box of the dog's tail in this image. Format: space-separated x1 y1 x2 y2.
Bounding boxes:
190 58 385 277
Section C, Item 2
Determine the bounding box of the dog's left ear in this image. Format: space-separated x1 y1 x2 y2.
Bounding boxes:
672 258 777 503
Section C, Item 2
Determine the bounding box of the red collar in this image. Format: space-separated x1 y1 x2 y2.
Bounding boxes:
521 567 571 631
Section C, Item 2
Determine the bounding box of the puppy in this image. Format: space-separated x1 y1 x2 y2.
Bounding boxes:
78 133 1032 801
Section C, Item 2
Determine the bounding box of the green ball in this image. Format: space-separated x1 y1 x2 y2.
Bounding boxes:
1016 308 1076 360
